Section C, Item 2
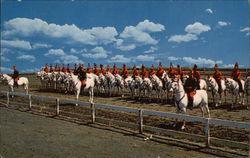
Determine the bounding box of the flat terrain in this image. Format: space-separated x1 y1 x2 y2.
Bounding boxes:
0 107 228 158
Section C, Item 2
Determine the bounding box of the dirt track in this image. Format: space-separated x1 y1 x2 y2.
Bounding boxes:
0 107 229 158
0 73 249 144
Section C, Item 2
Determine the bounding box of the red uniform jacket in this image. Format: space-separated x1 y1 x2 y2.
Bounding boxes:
93 68 99 75
133 70 140 78
231 70 242 80
149 70 156 76
112 68 119 75
193 71 201 81
44 67 49 73
101 68 106 75
87 68 92 73
121 69 129 78
141 70 149 79
213 71 222 80
168 69 177 79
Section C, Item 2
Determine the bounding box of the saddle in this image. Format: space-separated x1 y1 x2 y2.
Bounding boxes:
81 80 86 88
14 78 19 82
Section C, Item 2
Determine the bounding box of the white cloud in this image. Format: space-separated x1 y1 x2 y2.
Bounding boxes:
44 48 83 64
217 21 231 27
1 56 10 62
240 27 250 36
1 39 32 50
168 56 180 61
120 26 158 45
144 46 158 53
185 22 211 35
1 67 12 73
82 46 110 59
115 39 136 51
182 57 222 67
32 43 52 49
17 54 36 62
118 19 165 48
168 22 210 43
108 55 131 63
168 33 198 43
135 55 155 62
44 49 65 56
222 64 234 68
205 8 213 14
60 55 83 64
165 56 223 67
3 18 118 45
136 19 165 32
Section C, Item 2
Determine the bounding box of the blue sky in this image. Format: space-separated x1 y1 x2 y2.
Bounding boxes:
1 0 249 73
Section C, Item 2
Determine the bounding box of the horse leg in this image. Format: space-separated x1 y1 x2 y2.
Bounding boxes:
200 106 204 118
224 90 227 104
181 120 186 130
75 89 80 106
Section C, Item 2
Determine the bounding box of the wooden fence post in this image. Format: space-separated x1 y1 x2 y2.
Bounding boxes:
28 95 32 110
205 118 210 147
139 109 143 134
56 98 60 115
6 92 10 106
91 103 95 123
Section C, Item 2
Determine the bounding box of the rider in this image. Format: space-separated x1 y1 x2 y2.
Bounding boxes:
93 63 99 75
141 64 149 79
213 64 223 94
184 68 198 110
149 65 156 77
77 64 87 88
106 65 112 73
156 62 164 79
132 64 140 79
44 64 49 73
100 64 106 75
176 65 186 82
12 65 19 88
168 62 177 79
67 64 72 73
112 64 119 75
73 63 78 75
247 69 250 78
61 64 67 73
231 62 243 92
86 63 92 73
121 64 129 79
193 64 201 90
49 64 54 72
55 64 60 72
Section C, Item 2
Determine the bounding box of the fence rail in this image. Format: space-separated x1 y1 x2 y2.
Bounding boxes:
0 90 250 149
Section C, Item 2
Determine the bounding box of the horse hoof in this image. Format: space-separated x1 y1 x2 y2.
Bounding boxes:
172 123 176 128
181 126 185 130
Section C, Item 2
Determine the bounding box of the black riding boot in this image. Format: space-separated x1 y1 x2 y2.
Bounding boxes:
188 97 193 110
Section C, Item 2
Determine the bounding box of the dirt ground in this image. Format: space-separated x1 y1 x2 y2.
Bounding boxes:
0 107 247 158
0 73 249 144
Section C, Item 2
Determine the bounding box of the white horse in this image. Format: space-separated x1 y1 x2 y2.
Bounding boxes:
225 78 245 108
133 76 144 99
140 77 153 101
161 71 173 101
97 73 107 94
114 74 125 97
105 72 116 96
69 73 99 105
150 74 163 102
169 79 210 129
124 76 135 98
245 77 250 107
0 73 29 95
207 77 227 107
